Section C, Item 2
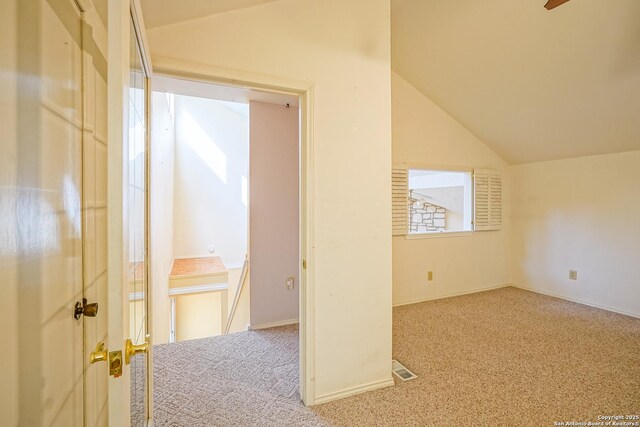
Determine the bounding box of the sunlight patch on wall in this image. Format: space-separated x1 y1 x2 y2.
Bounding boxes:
181 112 228 184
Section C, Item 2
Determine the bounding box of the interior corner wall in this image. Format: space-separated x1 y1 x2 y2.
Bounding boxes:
150 91 175 344
249 101 299 328
172 95 248 267
146 0 393 402
510 150 640 317
391 72 511 305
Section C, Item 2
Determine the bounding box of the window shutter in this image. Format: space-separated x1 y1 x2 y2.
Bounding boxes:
474 169 502 231
392 166 408 236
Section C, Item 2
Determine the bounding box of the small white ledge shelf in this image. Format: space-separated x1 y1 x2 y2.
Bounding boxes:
168 283 229 296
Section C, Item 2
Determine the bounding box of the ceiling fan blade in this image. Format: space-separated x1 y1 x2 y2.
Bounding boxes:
544 0 571 10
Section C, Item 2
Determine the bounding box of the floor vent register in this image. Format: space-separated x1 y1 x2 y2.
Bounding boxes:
392 359 418 381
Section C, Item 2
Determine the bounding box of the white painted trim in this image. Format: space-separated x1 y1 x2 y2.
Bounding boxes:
224 263 244 270
394 283 640 318
148 57 316 405
151 56 311 94
174 254 227 260
249 319 299 330
404 231 473 240
314 377 395 405
168 271 228 281
510 284 640 319
225 256 249 335
168 283 229 296
169 298 176 343
299 85 316 406
129 292 145 301
401 162 474 173
107 0 130 424
130 0 153 75
393 283 511 307
173 255 211 259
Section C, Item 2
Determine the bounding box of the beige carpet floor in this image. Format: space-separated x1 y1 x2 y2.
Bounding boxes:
153 287 640 426
153 324 327 426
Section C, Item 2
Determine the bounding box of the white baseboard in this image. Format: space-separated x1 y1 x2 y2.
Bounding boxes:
314 377 395 405
249 318 299 330
225 263 244 270
174 254 217 260
393 283 511 307
511 284 640 319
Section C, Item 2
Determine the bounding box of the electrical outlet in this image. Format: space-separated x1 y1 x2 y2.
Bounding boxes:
286 276 295 290
569 270 577 280
427 271 433 281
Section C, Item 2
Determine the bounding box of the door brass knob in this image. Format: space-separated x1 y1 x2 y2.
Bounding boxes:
125 338 149 365
90 342 107 364
74 298 99 319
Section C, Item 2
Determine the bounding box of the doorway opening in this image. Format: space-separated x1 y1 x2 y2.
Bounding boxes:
148 74 306 420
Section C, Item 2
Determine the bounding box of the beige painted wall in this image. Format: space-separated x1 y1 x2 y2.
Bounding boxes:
392 72 511 305
249 101 299 327
175 293 222 341
146 0 393 401
174 268 250 340
150 91 175 344
510 151 640 317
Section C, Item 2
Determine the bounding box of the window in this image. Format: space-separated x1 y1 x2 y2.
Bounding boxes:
407 169 472 234
392 165 502 236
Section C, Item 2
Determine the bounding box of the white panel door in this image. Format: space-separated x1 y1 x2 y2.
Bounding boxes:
105 2 153 424
0 0 85 424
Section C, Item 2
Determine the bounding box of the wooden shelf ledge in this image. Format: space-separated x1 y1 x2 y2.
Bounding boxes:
169 256 229 290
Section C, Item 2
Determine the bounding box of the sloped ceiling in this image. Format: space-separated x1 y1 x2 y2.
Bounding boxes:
140 0 278 29
141 0 640 164
392 0 640 164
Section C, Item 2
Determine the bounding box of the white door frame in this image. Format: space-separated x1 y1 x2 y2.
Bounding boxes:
150 56 317 406
107 0 130 422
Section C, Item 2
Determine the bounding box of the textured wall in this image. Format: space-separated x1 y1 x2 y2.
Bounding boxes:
392 72 511 306
147 0 393 402
510 151 640 317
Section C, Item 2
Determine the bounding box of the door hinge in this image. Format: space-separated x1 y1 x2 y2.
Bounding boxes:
302 259 307 270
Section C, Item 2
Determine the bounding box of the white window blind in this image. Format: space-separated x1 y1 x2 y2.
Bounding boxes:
473 169 502 231
392 166 408 236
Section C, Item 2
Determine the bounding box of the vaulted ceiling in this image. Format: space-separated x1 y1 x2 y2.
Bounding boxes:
140 0 640 164
392 0 640 164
